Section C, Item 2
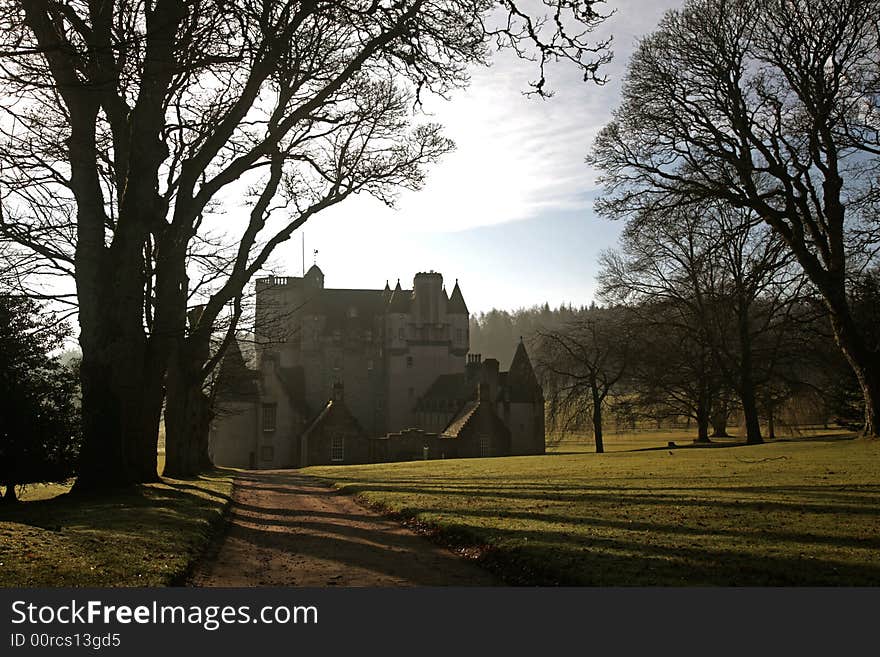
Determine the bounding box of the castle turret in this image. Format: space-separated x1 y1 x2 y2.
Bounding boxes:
507 339 542 402
448 279 469 354
304 264 324 289
388 279 410 314
413 271 444 325
503 339 545 455
448 279 468 315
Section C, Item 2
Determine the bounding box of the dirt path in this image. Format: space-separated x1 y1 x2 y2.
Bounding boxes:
190 471 499 586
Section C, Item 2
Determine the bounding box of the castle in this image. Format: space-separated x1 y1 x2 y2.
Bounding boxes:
209 266 545 469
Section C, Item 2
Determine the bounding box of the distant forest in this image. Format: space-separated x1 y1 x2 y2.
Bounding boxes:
469 304 591 370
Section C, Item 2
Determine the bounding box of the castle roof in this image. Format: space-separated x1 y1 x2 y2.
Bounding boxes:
442 401 480 437
299 288 385 334
448 280 468 315
301 398 365 441
506 340 542 402
388 282 412 314
441 399 511 441
416 373 469 410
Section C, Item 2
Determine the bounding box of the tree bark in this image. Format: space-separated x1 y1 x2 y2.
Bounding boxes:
694 385 711 443
736 301 763 445
825 289 880 438
67 103 162 490
591 384 604 454
695 412 710 443
22 1 186 492
164 346 214 477
711 401 729 437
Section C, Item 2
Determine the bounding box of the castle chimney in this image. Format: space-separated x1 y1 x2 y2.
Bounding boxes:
481 358 500 401
466 353 482 383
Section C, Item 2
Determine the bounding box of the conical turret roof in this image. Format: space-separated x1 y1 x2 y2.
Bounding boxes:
447 279 468 315
506 339 542 402
388 279 411 313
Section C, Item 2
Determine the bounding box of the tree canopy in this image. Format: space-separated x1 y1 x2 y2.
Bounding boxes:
589 0 880 436
0 0 612 489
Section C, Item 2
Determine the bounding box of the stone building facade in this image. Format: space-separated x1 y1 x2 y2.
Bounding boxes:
209 266 545 468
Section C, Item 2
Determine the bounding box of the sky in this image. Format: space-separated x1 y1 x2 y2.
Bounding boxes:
242 0 686 314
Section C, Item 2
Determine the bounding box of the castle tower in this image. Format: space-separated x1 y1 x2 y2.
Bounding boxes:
503 339 545 455
304 263 324 289
384 271 468 432
448 279 469 357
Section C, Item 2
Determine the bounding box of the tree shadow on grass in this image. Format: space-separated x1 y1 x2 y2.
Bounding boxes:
322 477 880 585
336 481 880 518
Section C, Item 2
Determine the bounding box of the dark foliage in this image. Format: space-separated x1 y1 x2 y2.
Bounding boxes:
0 294 80 502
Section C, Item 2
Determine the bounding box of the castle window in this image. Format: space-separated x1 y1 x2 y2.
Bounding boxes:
348 306 358 318
331 435 344 462
262 404 277 432
367 359 374 371
456 328 463 342
398 327 405 340
479 435 490 457
406 356 413 368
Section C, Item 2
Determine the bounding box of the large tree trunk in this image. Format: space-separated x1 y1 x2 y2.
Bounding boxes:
67 103 163 491
3 484 17 503
74 262 164 489
163 306 215 477
40 1 186 492
694 385 711 443
164 350 213 477
591 384 604 454
711 401 729 437
786 235 880 438
736 303 763 445
826 292 880 438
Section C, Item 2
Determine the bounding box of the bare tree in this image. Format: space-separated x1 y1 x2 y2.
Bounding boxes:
616 301 722 443
589 0 880 436
0 1 611 489
534 306 633 453
599 201 810 444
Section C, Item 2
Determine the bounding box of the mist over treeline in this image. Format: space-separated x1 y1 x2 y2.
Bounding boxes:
469 303 594 369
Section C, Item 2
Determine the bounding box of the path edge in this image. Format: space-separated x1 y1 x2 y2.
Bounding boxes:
172 474 238 587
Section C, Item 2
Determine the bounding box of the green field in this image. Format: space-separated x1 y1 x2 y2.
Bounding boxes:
0 455 233 587
306 432 880 585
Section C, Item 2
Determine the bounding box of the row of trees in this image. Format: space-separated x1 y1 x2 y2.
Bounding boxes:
581 0 879 440
0 1 612 490
532 204 871 452
471 0 878 450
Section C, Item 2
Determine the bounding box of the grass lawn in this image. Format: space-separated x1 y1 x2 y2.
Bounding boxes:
0 453 234 587
305 433 880 585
